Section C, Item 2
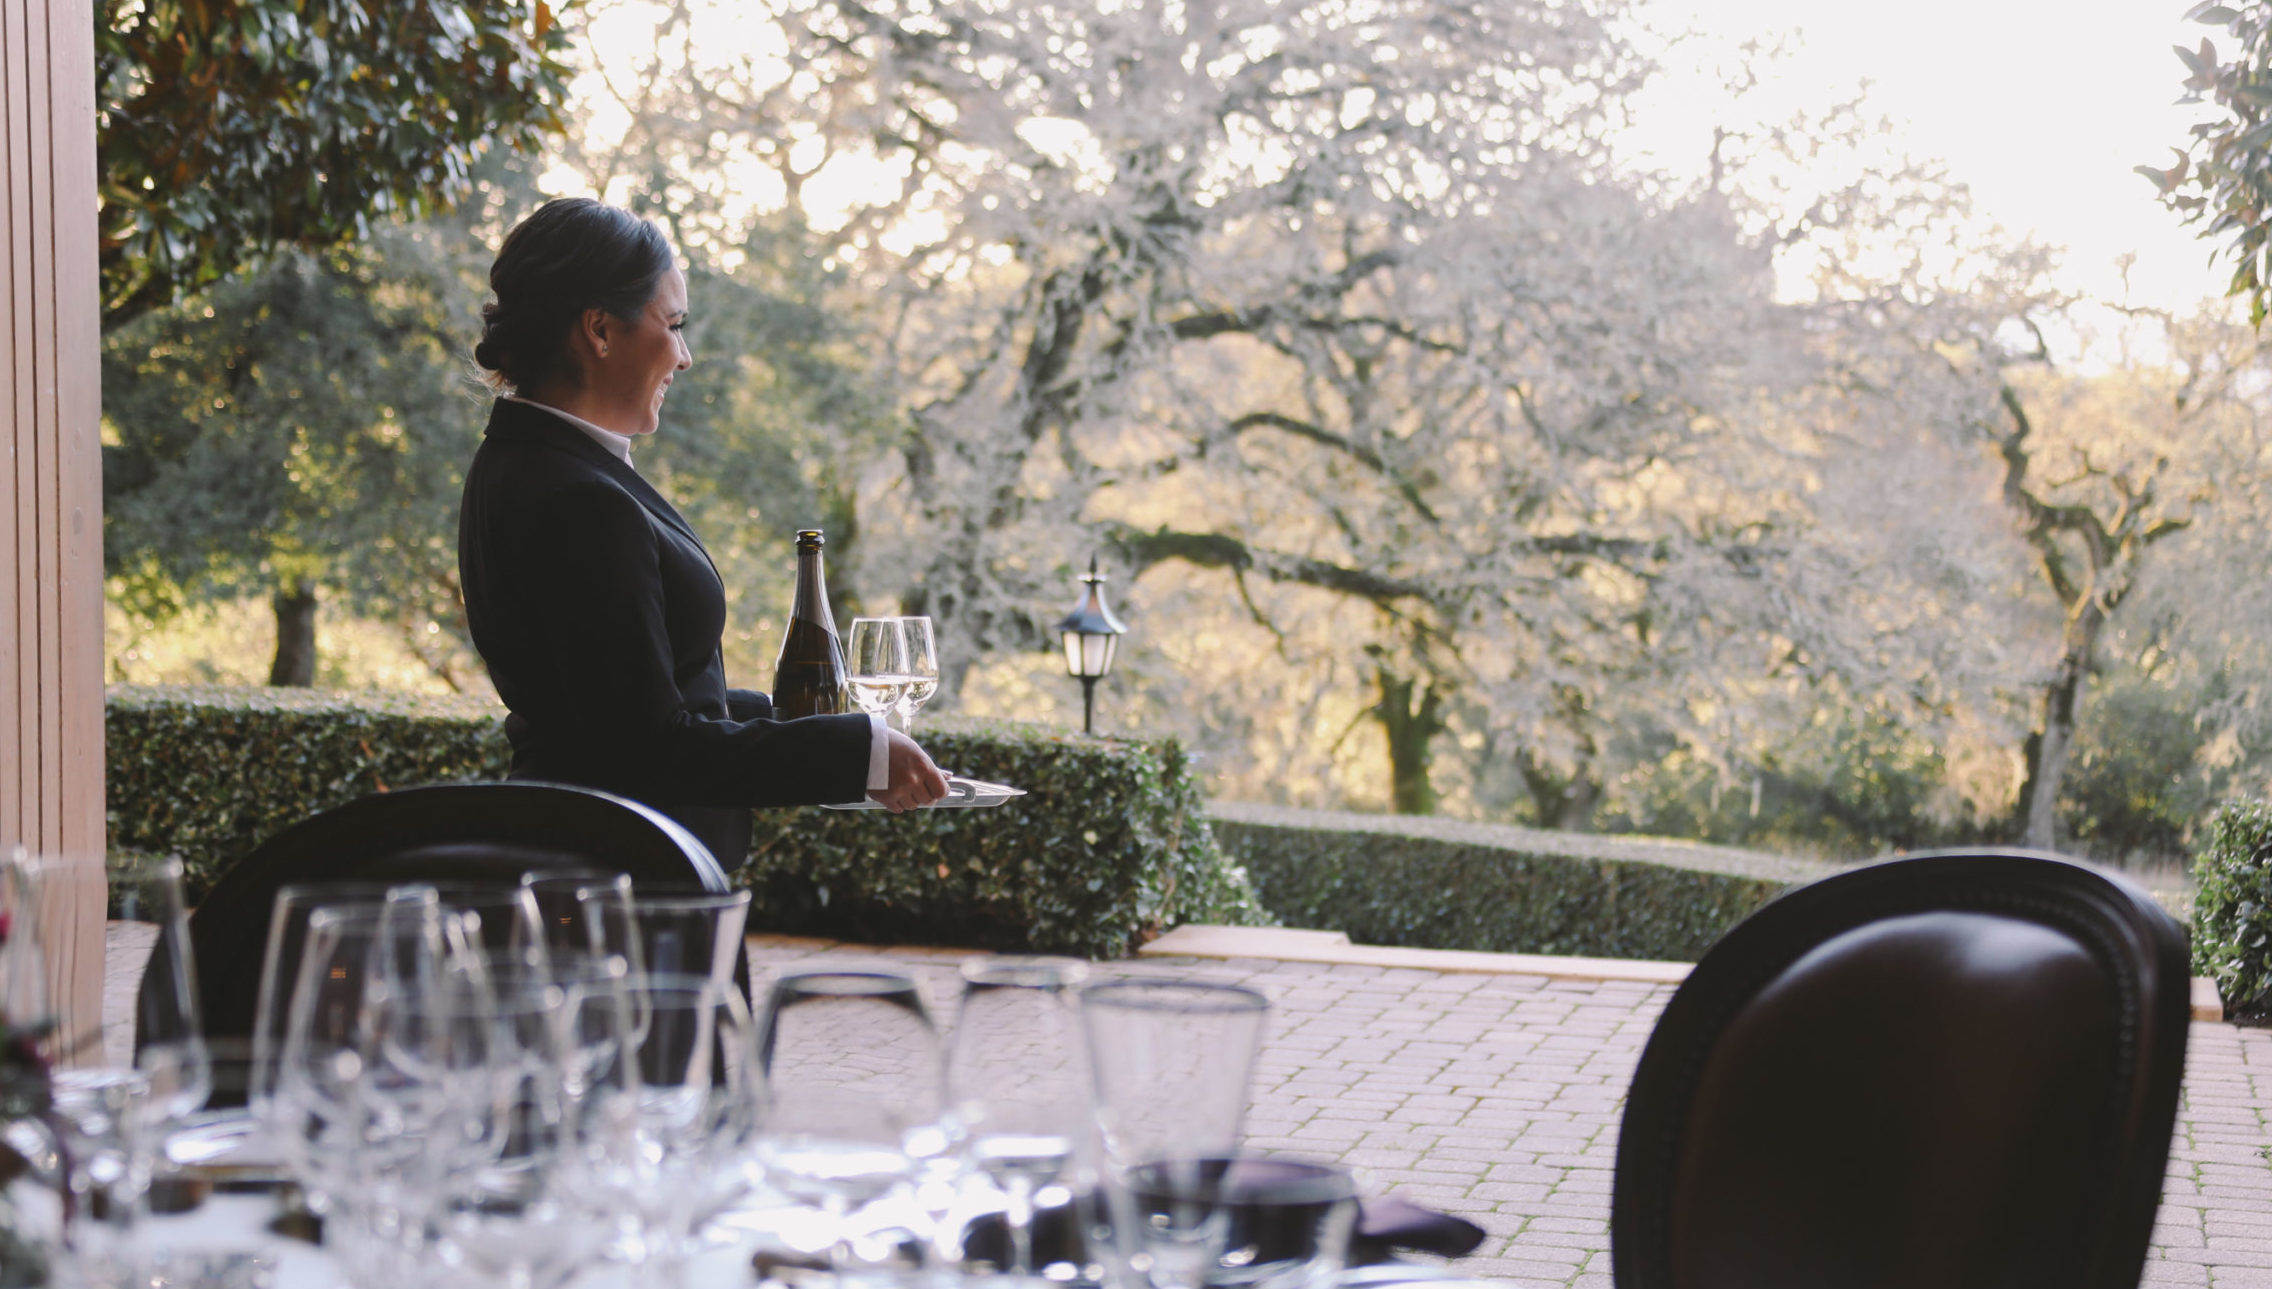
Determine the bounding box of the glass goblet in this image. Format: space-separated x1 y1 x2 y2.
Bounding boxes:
521 870 631 962
1081 978 1271 1289
893 616 940 734
754 966 947 1274
566 971 762 1282
847 617 909 723
945 955 1093 1276
250 883 439 1123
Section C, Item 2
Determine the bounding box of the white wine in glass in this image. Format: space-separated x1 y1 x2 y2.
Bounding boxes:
894 616 940 732
846 617 908 719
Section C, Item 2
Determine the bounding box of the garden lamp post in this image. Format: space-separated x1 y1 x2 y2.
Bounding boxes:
1055 556 1128 735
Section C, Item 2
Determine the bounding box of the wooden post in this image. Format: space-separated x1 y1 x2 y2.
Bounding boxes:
2 0 106 1059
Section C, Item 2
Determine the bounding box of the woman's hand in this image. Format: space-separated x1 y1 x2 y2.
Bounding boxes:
871 728 951 813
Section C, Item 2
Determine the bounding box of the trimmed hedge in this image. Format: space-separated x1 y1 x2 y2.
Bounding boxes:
1211 801 1834 962
104 685 1264 957
2192 797 2272 1020
107 685 511 898
741 723 1267 956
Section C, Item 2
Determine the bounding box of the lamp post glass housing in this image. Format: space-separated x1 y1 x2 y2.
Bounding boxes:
1055 556 1128 734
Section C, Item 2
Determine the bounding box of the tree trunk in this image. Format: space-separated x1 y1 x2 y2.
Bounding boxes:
1372 669 1445 816
269 585 318 686
2016 598 2106 849
1516 753 1600 831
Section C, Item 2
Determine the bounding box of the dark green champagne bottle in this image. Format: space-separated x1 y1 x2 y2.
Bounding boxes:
772 529 851 719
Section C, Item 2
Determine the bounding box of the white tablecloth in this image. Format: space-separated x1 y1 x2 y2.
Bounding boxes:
140 1194 764 1289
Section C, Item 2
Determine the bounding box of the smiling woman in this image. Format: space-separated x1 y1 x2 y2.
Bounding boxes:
457 198 948 868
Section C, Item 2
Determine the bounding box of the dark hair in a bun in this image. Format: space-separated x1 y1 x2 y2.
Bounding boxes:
474 198 674 392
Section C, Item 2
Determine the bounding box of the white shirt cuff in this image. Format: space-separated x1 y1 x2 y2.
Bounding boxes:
866 713 891 792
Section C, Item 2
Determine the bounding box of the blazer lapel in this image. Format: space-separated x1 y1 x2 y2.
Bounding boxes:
484 400 709 549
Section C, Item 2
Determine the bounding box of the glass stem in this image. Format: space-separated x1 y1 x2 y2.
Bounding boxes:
824 1193 857 1282
1005 1176 1036 1276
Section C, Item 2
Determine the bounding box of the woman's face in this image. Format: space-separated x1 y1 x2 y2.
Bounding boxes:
586 266 692 437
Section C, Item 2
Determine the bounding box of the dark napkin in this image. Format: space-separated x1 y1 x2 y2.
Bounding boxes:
1352 1194 1486 1262
958 1186 1486 1268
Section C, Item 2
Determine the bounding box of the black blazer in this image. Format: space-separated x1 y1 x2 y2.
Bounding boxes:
458 399 871 823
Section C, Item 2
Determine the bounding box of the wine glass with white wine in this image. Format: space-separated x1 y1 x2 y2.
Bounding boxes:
847 617 908 725
894 616 940 734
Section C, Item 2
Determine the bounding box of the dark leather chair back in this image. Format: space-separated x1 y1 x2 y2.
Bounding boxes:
187 781 728 1077
1611 849 2190 1289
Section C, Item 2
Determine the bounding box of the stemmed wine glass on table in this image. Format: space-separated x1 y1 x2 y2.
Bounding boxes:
1082 978 1272 1289
564 971 762 1285
944 956 1093 1277
12 853 210 1281
272 900 482 1281
753 966 947 1275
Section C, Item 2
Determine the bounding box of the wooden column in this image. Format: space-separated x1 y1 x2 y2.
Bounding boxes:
1 0 106 1055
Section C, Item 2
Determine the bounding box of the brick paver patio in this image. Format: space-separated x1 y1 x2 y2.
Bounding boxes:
748 935 2272 1289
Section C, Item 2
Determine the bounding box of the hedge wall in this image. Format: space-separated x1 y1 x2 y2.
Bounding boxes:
741 722 1267 956
2191 797 2272 1020
1211 802 1834 962
105 685 1265 958
107 684 511 897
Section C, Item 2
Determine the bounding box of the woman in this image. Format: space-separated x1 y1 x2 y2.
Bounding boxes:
458 197 947 866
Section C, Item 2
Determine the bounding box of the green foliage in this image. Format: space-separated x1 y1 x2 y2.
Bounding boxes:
2190 797 2272 1019
106 685 509 898
96 0 573 330
1589 708 1976 861
2061 668 2226 866
103 686 1265 953
101 217 490 683
742 720 1269 957
1213 802 1827 962
2147 1 2272 322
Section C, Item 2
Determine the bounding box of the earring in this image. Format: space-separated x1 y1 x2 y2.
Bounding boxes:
599 344 609 357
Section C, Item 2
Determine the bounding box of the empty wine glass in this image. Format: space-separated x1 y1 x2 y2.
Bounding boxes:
429 961 608 1289
522 870 631 961
894 617 940 733
565 971 762 1283
272 901 465 1226
49 1067 162 1287
426 882 550 974
847 618 909 722
754 966 947 1273
21 853 215 1123
945 956 1093 1277
606 890 749 990
250 883 438 1123
1082 979 1270 1289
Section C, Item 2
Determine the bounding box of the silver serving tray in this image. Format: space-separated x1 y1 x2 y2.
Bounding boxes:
821 776 1028 810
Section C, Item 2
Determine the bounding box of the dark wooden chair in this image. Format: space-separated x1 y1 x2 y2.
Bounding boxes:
1611 849 2191 1289
186 781 729 1100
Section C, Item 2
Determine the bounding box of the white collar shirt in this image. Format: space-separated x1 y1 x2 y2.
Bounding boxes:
505 395 636 467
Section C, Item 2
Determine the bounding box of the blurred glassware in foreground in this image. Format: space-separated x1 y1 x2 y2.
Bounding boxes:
566 971 761 1284
1082 978 1270 1289
945 955 1094 1277
250 883 438 1122
755 965 946 1275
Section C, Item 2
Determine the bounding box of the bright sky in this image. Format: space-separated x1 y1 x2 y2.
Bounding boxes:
1626 0 2226 313
559 0 2232 314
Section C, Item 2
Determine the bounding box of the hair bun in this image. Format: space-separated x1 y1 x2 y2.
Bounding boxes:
474 198 674 393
